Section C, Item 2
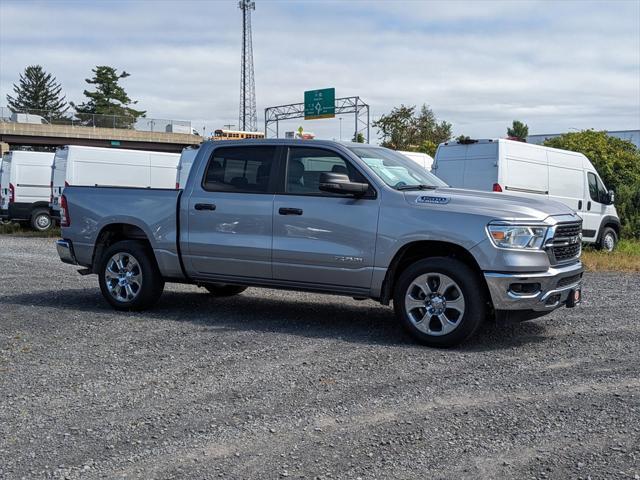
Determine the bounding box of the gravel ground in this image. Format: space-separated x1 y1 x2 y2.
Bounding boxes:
1 235 639 480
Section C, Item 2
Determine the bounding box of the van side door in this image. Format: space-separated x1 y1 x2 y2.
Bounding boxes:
183 145 279 280
272 146 380 291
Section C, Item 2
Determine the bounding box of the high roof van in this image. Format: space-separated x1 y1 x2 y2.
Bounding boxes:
397 151 434 171
175 145 199 189
0 151 56 230
51 146 180 215
433 138 620 250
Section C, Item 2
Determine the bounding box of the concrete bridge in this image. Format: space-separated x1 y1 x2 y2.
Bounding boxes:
0 122 202 153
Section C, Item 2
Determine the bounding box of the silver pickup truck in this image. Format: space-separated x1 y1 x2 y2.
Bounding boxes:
56 140 583 347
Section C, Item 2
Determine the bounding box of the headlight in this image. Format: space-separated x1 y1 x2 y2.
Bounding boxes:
487 224 549 250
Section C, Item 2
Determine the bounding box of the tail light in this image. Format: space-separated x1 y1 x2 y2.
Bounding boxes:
64 180 69 188
50 181 54 203
9 183 15 204
60 194 70 227
492 183 503 192
175 182 180 189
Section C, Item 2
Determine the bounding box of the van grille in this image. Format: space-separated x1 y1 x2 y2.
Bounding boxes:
549 222 582 264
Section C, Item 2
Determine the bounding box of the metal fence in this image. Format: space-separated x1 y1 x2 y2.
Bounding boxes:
0 107 192 133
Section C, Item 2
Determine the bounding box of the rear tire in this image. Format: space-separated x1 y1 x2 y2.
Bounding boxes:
203 284 247 297
597 227 617 252
98 240 164 311
30 209 52 232
393 257 486 348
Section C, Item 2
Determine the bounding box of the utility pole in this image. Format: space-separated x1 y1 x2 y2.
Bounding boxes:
238 0 257 132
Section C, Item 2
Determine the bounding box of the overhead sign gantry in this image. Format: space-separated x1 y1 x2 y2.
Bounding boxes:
265 89 370 143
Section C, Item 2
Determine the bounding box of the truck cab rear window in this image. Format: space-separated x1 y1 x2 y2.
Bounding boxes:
202 146 276 193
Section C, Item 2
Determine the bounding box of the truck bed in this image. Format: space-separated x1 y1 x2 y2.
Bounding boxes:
61 186 184 278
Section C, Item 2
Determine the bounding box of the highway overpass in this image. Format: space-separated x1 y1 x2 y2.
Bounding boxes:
0 122 202 153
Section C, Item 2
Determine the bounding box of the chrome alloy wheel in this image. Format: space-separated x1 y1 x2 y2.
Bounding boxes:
404 272 465 336
104 252 143 302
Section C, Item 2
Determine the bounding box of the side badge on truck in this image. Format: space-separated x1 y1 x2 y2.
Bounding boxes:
416 196 450 205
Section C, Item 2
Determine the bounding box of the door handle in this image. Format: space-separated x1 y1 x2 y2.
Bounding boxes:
279 207 303 216
587 201 591 211
195 203 216 211
578 200 582 210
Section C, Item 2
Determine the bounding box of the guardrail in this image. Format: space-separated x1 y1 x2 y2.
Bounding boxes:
0 107 192 133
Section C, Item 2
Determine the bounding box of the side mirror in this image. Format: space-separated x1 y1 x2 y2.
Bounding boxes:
319 172 369 196
607 189 615 205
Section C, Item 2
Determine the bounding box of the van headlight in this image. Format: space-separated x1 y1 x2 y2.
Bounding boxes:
487 224 549 250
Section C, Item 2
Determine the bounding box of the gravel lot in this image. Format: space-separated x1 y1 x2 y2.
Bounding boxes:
1 235 639 479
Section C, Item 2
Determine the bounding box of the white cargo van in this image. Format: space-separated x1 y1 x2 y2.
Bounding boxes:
175 146 199 189
433 138 620 250
50 146 180 216
0 154 11 223
0 151 56 230
398 151 434 171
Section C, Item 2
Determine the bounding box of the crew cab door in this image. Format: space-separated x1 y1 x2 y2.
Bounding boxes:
183 145 278 280
272 146 380 290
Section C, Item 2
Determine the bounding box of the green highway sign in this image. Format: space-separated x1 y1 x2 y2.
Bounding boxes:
304 88 335 120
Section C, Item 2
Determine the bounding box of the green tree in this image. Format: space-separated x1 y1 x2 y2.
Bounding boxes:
544 130 640 238
6 65 68 117
71 66 145 128
373 104 451 151
352 132 365 143
507 120 529 141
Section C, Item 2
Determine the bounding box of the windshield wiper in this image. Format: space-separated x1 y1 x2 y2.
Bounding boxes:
395 184 438 191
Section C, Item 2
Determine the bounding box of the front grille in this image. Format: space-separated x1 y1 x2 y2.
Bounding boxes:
557 273 582 288
555 223 582 238
549 222 582 264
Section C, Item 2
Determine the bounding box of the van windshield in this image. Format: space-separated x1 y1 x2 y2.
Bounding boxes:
348 146 447 190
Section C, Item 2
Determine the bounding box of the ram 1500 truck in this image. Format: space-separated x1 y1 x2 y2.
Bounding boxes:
56 140 584 347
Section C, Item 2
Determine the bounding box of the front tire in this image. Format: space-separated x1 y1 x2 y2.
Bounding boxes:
597 227 617 252
30 209 52 231
203 284 247 297
393 257 486 348
98 240 164 311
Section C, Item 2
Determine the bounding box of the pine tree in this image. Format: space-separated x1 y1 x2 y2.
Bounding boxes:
507 120 529 142
6 65 68 117
71 66 145 128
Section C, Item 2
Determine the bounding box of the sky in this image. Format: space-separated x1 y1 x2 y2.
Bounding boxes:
1 0 639 142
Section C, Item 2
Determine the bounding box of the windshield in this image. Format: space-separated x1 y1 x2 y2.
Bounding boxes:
348 146 447 190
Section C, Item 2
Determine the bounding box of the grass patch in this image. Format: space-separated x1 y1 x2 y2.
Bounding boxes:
0 222 61 238
581 239 640 272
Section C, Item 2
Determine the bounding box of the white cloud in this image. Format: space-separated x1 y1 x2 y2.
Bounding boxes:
1 0 638 141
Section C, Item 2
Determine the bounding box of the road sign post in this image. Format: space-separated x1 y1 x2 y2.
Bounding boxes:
304 88 335 120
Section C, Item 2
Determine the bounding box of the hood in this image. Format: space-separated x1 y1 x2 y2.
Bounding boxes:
403 187 578 223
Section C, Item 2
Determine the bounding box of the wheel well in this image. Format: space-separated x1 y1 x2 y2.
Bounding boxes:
379 240 487 305
597 218 621 245
92 223 151 272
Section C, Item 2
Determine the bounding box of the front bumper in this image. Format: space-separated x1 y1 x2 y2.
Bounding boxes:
56 239 78 265
484 261 583 312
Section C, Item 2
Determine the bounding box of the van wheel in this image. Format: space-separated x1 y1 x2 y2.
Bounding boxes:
203 284 247 297
98 240 164 311
393 257 485 348
30 209 52 231
597 227 617 252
